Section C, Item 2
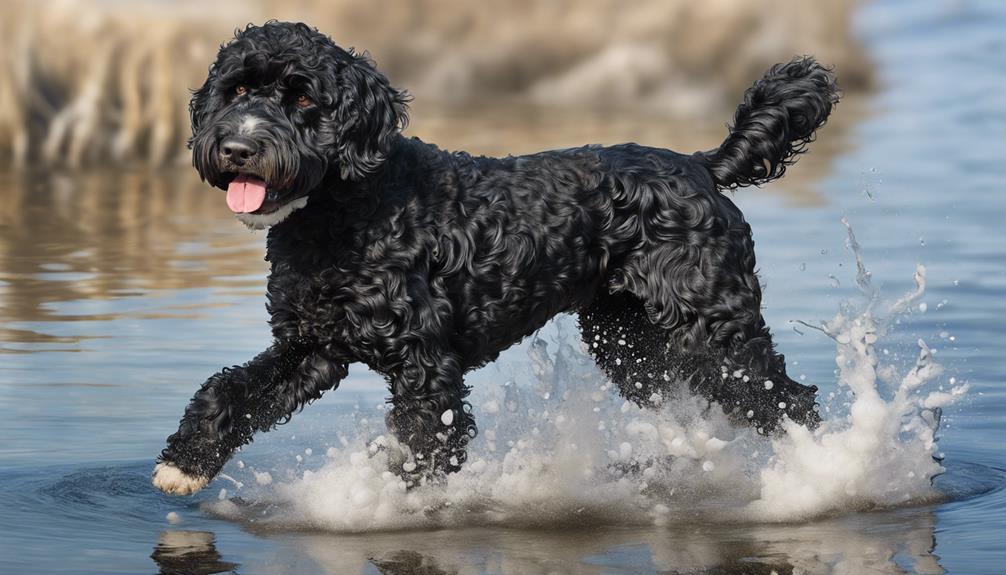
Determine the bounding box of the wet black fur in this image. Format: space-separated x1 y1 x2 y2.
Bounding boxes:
159 22 840 486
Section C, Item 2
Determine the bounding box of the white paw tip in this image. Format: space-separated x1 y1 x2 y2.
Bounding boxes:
152 462 209 496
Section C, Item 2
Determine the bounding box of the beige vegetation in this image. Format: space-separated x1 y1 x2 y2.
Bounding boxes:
0 0 869 169
0 1 227 168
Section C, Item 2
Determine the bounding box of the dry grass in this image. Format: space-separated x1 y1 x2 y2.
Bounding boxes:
0 0 869 169
0 1 233 168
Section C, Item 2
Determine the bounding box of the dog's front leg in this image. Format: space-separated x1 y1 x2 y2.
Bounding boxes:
153 340 348 495
384 353 477 486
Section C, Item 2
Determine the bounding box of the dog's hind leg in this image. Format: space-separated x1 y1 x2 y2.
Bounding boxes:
154 340 349 495
579 291 677 407
384 351 477 486
605 225 820 432
580 286 819 434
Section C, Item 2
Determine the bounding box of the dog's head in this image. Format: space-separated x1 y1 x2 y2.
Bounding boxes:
189 21 409 229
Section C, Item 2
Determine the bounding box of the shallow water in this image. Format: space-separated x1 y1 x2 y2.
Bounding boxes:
2 0 1006 573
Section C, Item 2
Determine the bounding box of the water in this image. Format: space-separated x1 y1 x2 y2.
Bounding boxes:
2 0 1005 572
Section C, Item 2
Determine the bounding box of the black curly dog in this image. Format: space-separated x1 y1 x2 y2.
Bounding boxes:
153 21 839 494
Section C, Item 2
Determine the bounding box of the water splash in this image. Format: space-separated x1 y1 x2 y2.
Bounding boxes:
209 223 967 531
749 221 966 521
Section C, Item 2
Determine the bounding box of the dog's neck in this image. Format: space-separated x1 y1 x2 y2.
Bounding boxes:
265 175 387 270
266 136 450 271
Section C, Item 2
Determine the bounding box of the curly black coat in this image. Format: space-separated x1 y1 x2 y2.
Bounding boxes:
155 21 839 493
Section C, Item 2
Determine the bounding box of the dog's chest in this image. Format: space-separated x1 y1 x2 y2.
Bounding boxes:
267 256 420 361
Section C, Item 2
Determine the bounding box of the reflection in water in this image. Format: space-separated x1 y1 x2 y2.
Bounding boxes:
151 531 238 575
241 506 943 574
4 460 979 575
371 551 457 575
0 169 267 350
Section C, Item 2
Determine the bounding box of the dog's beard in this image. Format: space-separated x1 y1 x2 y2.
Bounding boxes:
191 104 318 186
190 119 325 230
234 195 309 229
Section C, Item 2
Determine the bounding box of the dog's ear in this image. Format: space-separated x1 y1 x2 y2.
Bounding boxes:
333 52 410 180
188 70 216 150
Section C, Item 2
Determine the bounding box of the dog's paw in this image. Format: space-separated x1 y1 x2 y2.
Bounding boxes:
152 462 210 495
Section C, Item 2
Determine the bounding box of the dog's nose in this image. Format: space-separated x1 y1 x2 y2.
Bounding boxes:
219 136 259 165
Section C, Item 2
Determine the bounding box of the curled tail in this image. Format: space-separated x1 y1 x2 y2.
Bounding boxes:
704 57 840 189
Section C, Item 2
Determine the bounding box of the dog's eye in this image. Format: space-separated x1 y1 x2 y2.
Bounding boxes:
295 95 313 108
234 85 247 97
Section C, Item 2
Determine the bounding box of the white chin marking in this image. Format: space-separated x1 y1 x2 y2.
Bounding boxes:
234 196 308 230
152 462 209 495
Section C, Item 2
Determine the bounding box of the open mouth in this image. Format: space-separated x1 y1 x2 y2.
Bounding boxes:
215 169 310 227
225 173 270 214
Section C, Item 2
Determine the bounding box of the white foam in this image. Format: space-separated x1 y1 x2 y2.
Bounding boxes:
209 239 965 531
747 273 965 521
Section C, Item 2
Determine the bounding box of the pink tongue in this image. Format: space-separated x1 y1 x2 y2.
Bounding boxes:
226 175 267 213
